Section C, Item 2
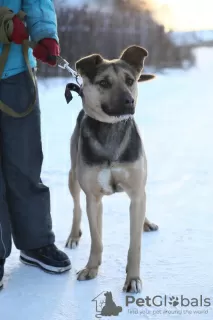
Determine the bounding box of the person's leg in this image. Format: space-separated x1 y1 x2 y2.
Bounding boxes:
0 160 12 289
0 259 6 290
0 71 71 273
0 163 12 260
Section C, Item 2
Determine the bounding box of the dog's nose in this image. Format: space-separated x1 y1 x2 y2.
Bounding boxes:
125 96 134 106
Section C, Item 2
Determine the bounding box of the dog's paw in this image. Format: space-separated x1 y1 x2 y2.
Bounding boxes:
143 221 158 232
65 230 82 249
77 267 99 281
123 277 142 293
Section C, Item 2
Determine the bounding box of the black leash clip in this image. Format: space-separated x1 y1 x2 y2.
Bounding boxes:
57 56 83 104
65 83 83 104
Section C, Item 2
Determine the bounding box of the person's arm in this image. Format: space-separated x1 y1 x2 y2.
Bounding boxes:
22 0 59 43
22 0 60 66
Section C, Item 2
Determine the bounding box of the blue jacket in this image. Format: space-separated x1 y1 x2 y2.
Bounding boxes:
0 0 59 79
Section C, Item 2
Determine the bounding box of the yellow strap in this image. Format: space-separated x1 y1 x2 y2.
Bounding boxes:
0 7 14 43
0 8 37 118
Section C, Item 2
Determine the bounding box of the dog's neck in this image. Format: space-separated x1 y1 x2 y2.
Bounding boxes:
80 112 140 163
85 113 133 125
83 114 133 142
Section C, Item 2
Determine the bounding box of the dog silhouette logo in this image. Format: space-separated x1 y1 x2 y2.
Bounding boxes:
92 291 123 318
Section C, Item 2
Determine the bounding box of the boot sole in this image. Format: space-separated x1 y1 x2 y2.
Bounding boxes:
20 253 71 274
0 279 3 290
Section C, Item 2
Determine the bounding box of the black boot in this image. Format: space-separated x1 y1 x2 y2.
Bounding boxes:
20 244 71 274
0 259 5 290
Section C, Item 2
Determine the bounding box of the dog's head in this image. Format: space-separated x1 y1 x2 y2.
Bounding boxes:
76 45 155 123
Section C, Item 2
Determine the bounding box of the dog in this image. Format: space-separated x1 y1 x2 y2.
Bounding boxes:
65 45 158 293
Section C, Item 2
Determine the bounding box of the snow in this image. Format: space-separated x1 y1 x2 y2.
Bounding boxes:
1 47 213 319
170 30 213 46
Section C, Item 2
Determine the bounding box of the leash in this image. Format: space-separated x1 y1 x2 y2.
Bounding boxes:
0 7 82 118
27 40 83 104
56 56 83 104
0 8 37 118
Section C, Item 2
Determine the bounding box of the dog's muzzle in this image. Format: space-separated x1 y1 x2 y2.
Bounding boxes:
101 104 135 116
101 95 135 117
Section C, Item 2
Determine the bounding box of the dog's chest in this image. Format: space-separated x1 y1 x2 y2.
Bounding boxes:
80 116 142 166
97 167 129 195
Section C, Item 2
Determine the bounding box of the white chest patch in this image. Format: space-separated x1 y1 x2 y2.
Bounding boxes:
97 167 130 194
98 169 112 193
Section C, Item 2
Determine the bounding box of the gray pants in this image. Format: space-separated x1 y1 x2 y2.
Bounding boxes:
0 71 55 259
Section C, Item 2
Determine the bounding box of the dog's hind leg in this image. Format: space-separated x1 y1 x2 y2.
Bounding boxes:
77 194 103 280
65 169 82 249
123 190 146 293
143 217 158 232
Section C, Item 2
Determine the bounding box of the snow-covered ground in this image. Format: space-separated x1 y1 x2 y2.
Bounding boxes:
1 47 213 319
170 30 213 46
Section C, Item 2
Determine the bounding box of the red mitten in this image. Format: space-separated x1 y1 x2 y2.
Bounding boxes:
10 15 29 44
33 38 60 66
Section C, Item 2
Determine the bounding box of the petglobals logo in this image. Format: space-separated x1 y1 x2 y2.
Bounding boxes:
126 295 211 308
92 291 123 318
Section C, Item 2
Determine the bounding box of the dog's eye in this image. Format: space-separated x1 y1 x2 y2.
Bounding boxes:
99 80 111 88
126 78 134 86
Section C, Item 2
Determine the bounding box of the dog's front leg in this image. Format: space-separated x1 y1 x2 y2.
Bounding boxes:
123 191 146 293
77 194 103 281
66 169 82 249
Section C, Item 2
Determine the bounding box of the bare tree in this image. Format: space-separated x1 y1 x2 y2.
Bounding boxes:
93 0 154 12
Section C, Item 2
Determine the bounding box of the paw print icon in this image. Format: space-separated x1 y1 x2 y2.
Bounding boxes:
169 296 179 307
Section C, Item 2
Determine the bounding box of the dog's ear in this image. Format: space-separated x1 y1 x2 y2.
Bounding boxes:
120 45 148 73
138 74 155 82
75 54 104 80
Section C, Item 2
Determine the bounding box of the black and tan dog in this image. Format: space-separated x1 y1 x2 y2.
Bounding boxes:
65 45 158 293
